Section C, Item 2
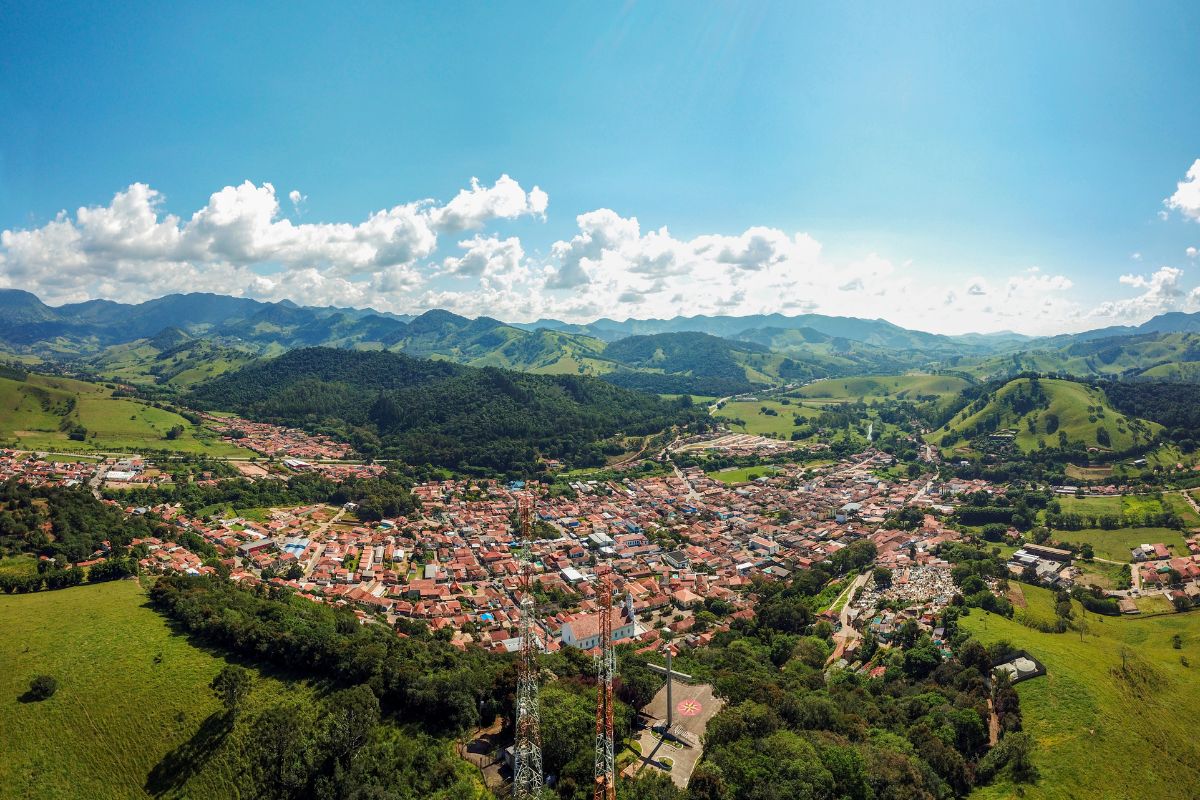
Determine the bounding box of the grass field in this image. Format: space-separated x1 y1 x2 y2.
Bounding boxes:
0 580 316 800
0 373 252 456
1064 463 1113 482
795 374 970 401
1051 527 1188 562
0 555 38 577
963 586 1200 800
714 399 819 437
706 465 780 484
1074 559 1128 590
1164 493 1200 528
1054 493 1172 520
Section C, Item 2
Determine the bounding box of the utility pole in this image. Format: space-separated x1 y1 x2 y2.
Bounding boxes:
513 495 544 800
593 574 616 800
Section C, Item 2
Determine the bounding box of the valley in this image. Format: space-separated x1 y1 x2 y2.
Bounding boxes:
6 292 1200 800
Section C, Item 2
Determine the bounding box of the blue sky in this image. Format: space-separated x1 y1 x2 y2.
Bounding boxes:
1 1 1199 334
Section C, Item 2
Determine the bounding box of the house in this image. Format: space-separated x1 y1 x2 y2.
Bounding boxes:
559 605 636 650
662 550 690 570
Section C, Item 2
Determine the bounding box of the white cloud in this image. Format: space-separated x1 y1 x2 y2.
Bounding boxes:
1165 159 1200 221
429 175 547 233
1090 266 1187 321
1187 246 1198 259
0 176 547 306
5 172 1200 337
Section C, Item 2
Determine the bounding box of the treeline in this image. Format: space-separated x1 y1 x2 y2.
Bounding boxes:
185 347 711 475
953 488 1049 531
0 556 136 594
1104 380 1200 452
107 470 420 521
150 575 507 734
0 479 174 562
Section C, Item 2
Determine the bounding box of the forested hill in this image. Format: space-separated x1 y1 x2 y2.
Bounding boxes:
185 348 710 474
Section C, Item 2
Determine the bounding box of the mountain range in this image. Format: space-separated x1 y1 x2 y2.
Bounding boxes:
3 288 1200 392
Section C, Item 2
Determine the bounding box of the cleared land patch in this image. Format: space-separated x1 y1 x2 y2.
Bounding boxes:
796 374 969 401
1051 527 1188 562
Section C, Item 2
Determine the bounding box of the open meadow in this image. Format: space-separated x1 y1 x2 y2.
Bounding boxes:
0 373 252 456
0 580 316 800
963 585 1200 800
1051 526 1189 562
794 374 970 402
714 399 819 437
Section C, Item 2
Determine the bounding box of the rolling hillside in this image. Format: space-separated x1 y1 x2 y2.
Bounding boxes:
0 580 483 800
796 374 971 402
934 377 1161 455
963 586 1200 800
86 335 258 389
0 370 251 455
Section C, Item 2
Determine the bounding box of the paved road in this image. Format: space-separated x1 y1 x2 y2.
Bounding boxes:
296 506 347 577
828 572 871 664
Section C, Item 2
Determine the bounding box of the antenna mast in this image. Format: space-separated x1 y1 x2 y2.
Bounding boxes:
513 494 544 800
593 574 616 800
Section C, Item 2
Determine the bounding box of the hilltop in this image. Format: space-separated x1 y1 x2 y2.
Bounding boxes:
934 377 1161 456
185 347 710 473
0 368 251 455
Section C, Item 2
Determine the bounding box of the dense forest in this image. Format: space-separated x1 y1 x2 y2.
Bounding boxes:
1104 380 1200 451
186 348 710 475
0 480 168 562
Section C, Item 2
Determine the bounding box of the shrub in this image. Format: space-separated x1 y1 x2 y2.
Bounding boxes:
27 675 58 700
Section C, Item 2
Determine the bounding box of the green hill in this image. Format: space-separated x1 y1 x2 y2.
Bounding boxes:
185 347 710 473
962 331 1200 382
0 580 485 800
963 586 1200 800
796 374 971 402
87 337 258 389
0 370 252 456
0 580 315 800
935 377 1160 455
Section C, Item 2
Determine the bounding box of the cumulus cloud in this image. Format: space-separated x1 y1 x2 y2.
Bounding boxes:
6 172 1200 336
1165 159 1200 221
1187 246 1198 258
1090 266 1188 321
0 176 547 306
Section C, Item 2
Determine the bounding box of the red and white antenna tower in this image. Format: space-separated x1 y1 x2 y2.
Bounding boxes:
593 573 616 800
513 494 544 800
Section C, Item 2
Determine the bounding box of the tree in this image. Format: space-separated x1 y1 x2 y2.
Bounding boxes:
27 674 58 700
322 684 380 764
622 770 685 800
211 664 252 717
165 424 186 440
1079 543 1094 561
872 567 892 588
